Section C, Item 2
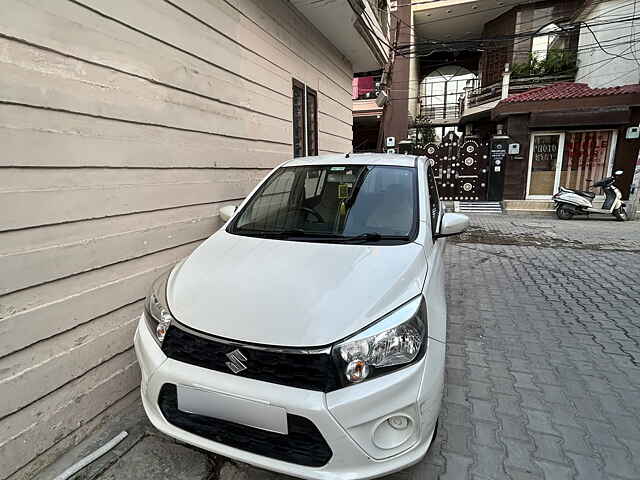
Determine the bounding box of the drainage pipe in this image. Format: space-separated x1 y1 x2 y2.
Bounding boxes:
53 431 128 480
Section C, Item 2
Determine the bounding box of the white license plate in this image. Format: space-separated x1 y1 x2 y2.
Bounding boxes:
176 385 288 435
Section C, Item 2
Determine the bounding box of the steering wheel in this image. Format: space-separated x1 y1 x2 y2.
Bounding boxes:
288 207 325 223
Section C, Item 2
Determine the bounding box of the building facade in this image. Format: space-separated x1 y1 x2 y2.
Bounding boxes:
575 0 640 88
375 0 640 208
0 2 387 478
493 83 640 205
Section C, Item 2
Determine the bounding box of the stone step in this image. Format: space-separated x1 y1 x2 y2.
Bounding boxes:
455 201 503 214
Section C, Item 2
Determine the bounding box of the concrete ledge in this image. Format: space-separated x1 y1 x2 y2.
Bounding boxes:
503 200 555 212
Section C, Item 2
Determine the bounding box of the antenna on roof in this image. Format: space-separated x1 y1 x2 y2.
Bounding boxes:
345 152 350 158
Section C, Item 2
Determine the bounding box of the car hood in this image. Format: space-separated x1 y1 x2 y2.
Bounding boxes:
167 230 427 347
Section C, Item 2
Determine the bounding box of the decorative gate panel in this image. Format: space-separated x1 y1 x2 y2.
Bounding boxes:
415 132 489 201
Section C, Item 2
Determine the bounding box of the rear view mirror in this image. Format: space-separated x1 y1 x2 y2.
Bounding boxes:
435 213 469 238
614 170 623 175
219 205 237 222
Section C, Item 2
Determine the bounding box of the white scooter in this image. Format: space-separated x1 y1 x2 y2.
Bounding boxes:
552 170 628 221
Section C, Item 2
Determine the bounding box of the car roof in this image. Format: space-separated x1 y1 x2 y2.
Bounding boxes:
284 153 417 168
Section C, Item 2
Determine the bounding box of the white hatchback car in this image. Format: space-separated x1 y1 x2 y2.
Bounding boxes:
134 154 469 479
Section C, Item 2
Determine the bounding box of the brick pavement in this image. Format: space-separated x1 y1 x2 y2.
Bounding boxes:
58 214 639 480
386 215 640 480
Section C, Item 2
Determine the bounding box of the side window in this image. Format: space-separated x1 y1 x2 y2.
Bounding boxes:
292 78 319 158
426 163 441 235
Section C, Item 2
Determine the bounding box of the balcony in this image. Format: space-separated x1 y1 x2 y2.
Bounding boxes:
418 103 462 125
468 74 575 108
460 70 576 121
352 75 383 118
291 0 389 71
463 48 578 115
415 70 577 125
353 99 383 118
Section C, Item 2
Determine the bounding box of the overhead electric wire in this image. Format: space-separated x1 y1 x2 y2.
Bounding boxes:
360 0 640 103
574 43 636 81
391 35 640 90
388 47 639 101
403 1 640 49
399 31 638 68
408 0 627 29
365 0 418 56
361 7 396 51
403 15 640 51
389 38 640 99
397 15 640 59
389 0 637 57
361 0 639 63
412 1 535 29
403 32 638 59
581 21 637 61
631 0 640 65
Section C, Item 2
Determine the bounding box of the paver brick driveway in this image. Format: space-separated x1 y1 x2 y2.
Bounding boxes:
389 215 640 480
73 214 640 480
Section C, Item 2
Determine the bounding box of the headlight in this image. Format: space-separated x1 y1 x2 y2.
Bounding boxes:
144 269 176 345
332 295 427 385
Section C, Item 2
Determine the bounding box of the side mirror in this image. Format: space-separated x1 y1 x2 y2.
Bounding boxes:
435 212 469 238
614 170 623 176
219 205 237 222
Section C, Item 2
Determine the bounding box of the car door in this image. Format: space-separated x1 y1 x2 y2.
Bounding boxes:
422 162 447 343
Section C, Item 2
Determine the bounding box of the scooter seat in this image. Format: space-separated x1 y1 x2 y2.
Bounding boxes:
559 187 595 199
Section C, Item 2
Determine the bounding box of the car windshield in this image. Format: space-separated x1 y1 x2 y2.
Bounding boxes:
228 164 417 243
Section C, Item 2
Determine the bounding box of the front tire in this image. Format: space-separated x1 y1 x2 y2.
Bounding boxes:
614 206 628 221
556 205 574 220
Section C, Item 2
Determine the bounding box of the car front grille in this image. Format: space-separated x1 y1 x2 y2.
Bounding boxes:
161 321 341 392
158 383 333 467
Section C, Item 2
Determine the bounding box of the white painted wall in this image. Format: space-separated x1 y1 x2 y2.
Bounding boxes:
576 0 640 88
0 1 353 478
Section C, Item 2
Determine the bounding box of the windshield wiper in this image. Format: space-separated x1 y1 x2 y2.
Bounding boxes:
335 233 410 243
239 229 337 239
236 229 409 243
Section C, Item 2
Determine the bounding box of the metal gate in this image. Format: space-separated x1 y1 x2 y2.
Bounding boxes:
414 131 490 201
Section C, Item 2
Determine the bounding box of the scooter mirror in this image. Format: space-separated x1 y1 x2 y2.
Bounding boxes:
614 170 623 175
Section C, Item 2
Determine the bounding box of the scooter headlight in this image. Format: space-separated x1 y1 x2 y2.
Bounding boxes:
332 296 428 385
144 269 176 345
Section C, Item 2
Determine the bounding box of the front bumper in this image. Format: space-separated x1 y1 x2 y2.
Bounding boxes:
134 317 445 480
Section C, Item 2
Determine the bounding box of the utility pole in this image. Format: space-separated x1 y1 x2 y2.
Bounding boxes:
377 0 411 152
377 16 400 152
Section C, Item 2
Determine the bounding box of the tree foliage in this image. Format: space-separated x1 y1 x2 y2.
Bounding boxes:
413 114 436 144
511 49 577 78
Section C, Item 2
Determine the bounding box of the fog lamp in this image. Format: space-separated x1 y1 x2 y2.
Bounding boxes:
388 416 409 430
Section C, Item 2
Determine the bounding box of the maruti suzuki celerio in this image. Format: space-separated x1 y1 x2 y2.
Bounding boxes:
134 153 469 479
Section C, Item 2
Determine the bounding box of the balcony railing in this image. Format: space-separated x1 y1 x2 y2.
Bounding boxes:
418 103 462 122
463 72 576 112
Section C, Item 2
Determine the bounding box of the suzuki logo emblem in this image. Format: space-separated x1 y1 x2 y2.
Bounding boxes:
225 349 248 374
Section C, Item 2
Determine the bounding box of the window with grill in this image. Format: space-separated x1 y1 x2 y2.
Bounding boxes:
292 79 319 157
306 87 318 156
293 80 306 157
